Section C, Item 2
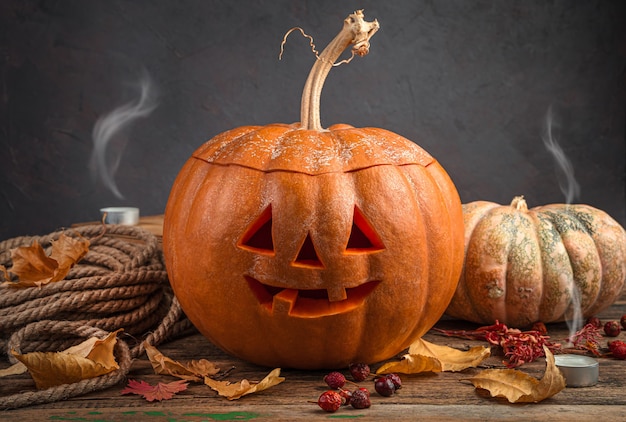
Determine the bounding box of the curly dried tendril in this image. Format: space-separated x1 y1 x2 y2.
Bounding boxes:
279 26 356 67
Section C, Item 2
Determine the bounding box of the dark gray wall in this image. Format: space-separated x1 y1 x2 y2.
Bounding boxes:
1 0 625 240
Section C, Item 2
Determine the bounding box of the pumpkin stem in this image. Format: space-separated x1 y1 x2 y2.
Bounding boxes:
510 196 529 211
299 10 379 131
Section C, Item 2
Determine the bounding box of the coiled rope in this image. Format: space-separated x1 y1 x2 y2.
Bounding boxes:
0 224 193 409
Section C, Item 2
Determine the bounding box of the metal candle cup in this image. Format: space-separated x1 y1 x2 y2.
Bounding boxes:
100 207 140 225
554 354 599 387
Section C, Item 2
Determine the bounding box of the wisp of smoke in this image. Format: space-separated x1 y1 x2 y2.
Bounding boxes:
90 73 158 199
542 105 580 205
542 105 583 341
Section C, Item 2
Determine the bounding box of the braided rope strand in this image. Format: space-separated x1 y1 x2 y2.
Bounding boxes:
0 225 191 409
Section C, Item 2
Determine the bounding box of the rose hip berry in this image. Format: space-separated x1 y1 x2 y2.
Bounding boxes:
323 371 346 389
621 315 626 330
350 388 371 409
358 387 370 397
608 340 626 360
604 320 621 337
385 373 402 390
586 316 602 329
338 389 352 406
317 391 343 412
374 376 396 397
349 362 371 382
531 321 548 335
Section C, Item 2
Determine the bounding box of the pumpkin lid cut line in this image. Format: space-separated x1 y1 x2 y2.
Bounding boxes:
191 124 435 176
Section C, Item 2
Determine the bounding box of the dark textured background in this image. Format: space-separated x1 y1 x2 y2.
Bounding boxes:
1 0 625 240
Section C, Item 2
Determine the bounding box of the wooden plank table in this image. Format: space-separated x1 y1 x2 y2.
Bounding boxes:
1 218 625 420
2 293 625 421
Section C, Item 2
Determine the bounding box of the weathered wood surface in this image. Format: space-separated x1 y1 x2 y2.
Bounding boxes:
1 292 625 421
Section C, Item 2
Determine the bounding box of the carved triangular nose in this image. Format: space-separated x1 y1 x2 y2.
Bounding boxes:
294 233 324 268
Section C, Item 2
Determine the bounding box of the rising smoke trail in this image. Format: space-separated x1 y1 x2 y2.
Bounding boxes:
542 105 582 341
90 73 158 199
542 105 580 205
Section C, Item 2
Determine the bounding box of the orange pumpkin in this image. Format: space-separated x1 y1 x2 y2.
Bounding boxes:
446 196 626 327
163 11 464 369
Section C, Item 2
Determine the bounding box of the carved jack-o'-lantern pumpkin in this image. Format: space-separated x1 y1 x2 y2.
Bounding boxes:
163 11 464 369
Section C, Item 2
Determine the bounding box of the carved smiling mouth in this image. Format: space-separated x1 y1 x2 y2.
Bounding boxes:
245 276 381 317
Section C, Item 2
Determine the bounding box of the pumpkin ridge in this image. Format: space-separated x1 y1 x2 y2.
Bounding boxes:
539 207 602 315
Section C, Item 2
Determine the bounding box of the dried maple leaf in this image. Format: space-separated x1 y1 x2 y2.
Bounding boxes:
3 233 90 288
466 346 566 403
11 329 121 389
144 342 220 381
204 368 285 400
121 379 188 402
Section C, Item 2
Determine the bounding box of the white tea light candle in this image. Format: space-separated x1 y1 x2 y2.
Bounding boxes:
100 207 140 225
554 354 599 387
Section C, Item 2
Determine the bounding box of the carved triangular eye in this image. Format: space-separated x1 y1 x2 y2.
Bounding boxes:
294 233 324 268
239 205 274 254
346 207 384 252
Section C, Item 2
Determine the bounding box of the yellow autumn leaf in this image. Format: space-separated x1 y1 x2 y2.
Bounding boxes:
466 346 566 403
204 368 285 400
11 329 120 389
49 233 90 279
376 353 442 375
3 233 90 288
144 342 220 381
0 330 114 378
86 329 122 370
5 240 58 287
0 361 27 377
408 338 491 372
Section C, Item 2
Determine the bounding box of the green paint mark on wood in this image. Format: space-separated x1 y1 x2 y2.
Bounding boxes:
182 411 262 420
143 411 168 417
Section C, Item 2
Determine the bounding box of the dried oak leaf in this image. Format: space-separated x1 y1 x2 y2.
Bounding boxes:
466 346 565 403
0 332 104 378
11 329 121 389
2 233 90 288
376 338 490 375
121 379 188 402
376 353 442 375
144 342 220 382
408 338 491 372
204 368 285 400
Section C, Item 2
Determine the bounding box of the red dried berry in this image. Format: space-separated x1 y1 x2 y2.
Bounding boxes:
358 386 370 397
385 373 402 390
609 340 626 360
604 320 621 337
338 389 352 406
621 315 626 331
317 390 343 412
531 321 548 335
374 376 396 397
586 316 602 329
348 362 371 382
350 389 371 409
323 371 346 389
